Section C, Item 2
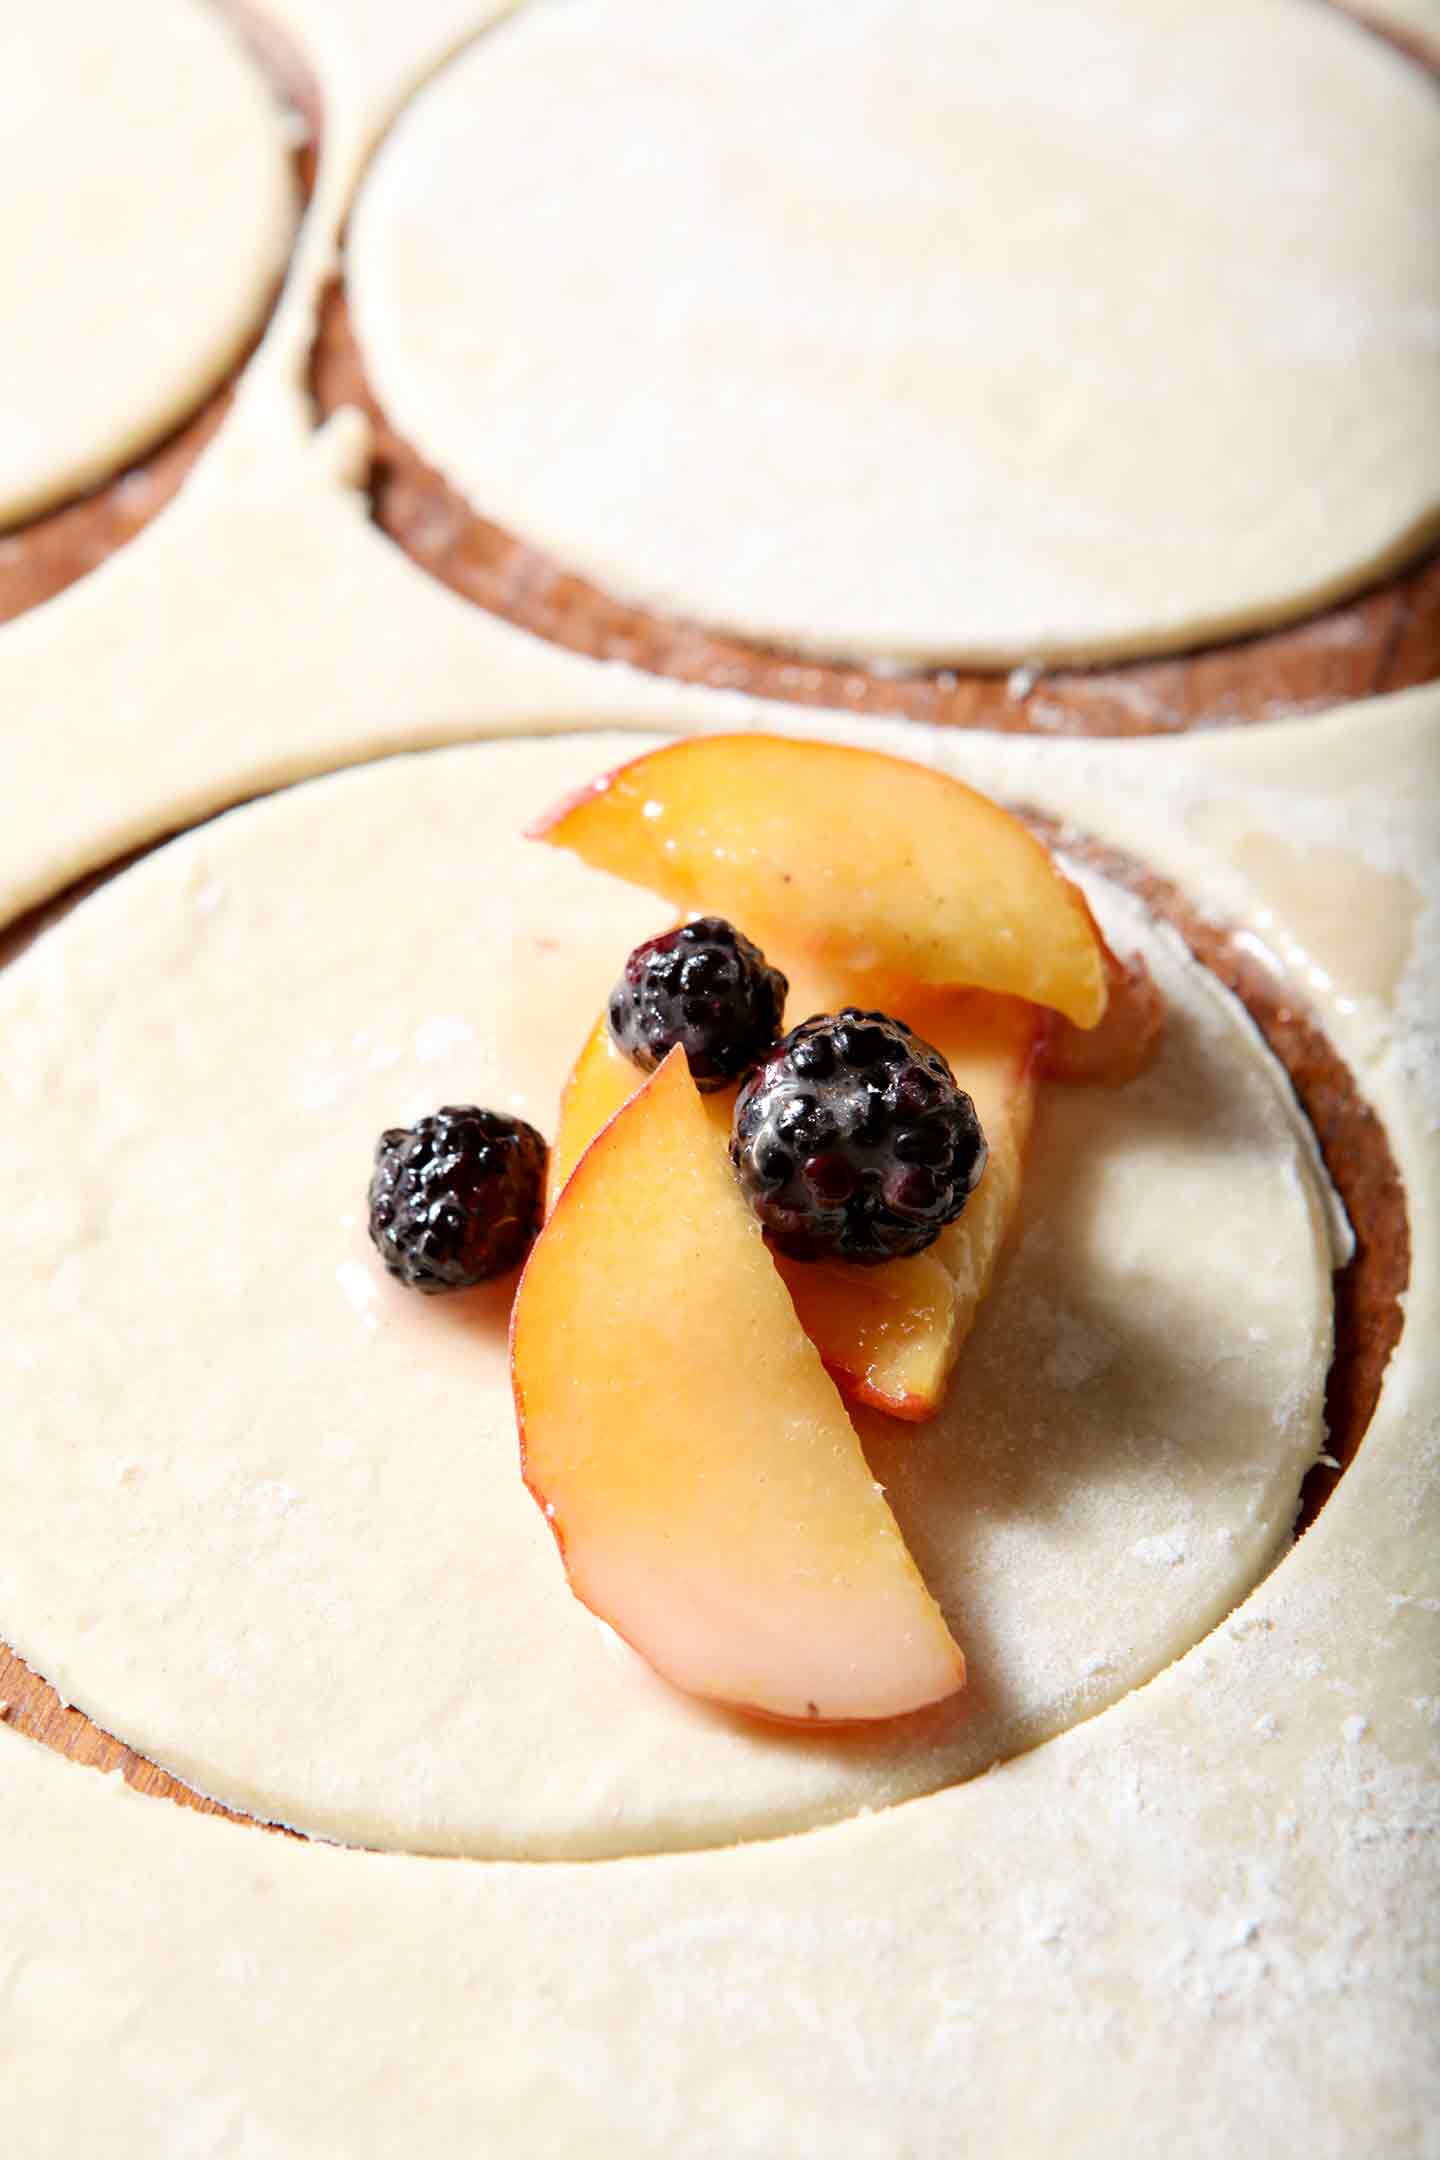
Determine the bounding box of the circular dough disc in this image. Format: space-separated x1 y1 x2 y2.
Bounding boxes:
0 0 298 526
348 0 1440 666
0 735 1335 1858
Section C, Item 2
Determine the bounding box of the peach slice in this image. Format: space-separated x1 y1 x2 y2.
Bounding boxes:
1043 941 1167 1087
512 1048 967 1723
549 955 1042 1420
531 734 1108 1028
547 1015 733 1208
777 972 1043 1419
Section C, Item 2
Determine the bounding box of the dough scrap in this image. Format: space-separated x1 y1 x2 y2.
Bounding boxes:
0 693 1434 2149
347 0 1440 664
0 1456 1434 2160
0 0 298 526
0 733 1336 1857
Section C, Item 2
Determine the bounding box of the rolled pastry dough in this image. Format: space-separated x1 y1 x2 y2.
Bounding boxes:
348 0 1440 664
0 732 1336 1857
0 0 297 525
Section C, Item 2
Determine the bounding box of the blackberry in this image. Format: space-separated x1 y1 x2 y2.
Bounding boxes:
368 1106 547 1292
607 916 787 1090
730 1010 987 1264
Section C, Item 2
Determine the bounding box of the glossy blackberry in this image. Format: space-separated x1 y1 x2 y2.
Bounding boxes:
730 1010 988 1264
607 916 787 1090
368 1106 547 1293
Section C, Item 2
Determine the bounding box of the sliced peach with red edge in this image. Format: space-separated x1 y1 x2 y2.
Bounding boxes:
548 947 1044 1421
548 1010 732 1207
512 1047 967 1723
530 734 1108 1029
1042 937 1167 1086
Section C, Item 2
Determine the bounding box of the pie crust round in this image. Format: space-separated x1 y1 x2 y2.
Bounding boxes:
0 732 1339 1857
0 0 1433 2144
347 0 1440 665
0 0 298 529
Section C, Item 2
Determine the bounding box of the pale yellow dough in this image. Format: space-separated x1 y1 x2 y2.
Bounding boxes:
0 731 1338 1857
347 0 1440 664
0 0 1434 2143
0 694 1435 2146
2 695 1437 2143
0 0 298 526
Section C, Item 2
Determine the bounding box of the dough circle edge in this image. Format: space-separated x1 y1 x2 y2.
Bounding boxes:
0 731 1338 1859
0 0 301 528
346 0 1440 665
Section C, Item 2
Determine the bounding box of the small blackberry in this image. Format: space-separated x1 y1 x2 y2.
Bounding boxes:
607 917 787 1090
730 1010 987 1264
368 1106 547 1292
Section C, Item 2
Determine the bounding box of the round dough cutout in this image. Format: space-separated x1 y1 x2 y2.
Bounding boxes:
0 734 1337 1858
0 0 298 526
347 0 1440 665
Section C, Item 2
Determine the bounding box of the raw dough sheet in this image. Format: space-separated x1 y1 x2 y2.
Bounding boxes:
0 691 1436 2155
0 0 1435 2150
0 732 1339 1859
347 0 1440 663
0 0 297 524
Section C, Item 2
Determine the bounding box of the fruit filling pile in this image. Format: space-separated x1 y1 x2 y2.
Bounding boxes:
367 737 1163 1725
